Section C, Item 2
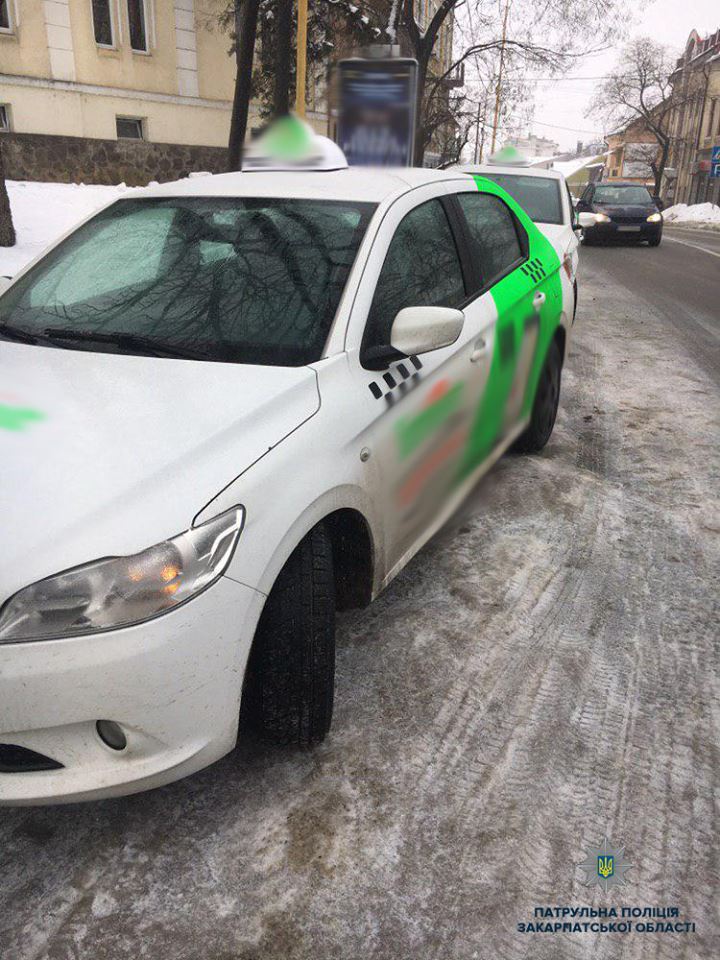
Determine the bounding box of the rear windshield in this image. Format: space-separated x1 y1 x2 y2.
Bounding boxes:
593 185 653 204
480 173 563 225
0 197 375 365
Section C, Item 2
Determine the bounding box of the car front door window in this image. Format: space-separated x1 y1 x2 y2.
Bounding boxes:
362 199 466 361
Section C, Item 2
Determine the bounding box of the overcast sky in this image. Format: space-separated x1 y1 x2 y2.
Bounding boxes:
525 0 719 152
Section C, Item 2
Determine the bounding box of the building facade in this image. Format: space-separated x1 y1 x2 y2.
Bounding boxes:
0 0 456 183
505 131 559 160
668 28 720 206
604 118 659 187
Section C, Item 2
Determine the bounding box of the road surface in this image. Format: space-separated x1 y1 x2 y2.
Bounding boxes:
1 239 718 960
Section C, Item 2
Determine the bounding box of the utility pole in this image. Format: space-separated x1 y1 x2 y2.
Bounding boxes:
490 0 510 154
473 100 482 163
295 0 309 117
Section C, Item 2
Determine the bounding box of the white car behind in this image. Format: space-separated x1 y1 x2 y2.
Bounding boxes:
457 160 580 323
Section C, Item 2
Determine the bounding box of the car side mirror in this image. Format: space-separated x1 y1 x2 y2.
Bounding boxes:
390 306 464 358
576 199 590 212
652 196 664 210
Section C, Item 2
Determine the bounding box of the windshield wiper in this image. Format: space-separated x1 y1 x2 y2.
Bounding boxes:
42 328 213 361
0 322 41 345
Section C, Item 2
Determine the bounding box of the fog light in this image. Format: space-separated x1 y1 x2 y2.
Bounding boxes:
96 720 127 751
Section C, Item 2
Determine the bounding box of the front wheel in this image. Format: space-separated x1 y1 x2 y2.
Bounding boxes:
513 340 562 454
242 523 336 747
648 233 662 247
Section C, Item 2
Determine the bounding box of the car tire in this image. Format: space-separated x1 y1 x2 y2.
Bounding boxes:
648 234 662 247
242 523 335 747
512 340 562 454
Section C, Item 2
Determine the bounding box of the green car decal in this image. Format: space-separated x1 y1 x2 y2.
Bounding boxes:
458 175 562 477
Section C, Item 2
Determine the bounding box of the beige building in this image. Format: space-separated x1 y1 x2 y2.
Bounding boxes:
667 28 720 206
604 119 659 187
0 1 455 180
0 0 333 182
1 0 246 147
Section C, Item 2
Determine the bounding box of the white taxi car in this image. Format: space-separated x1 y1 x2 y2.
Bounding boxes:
0 150 572 804
458 150 580 322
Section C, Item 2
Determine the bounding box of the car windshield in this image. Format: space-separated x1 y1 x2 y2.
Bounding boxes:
480 173 563 225
593 185 653 204
0 197 376 365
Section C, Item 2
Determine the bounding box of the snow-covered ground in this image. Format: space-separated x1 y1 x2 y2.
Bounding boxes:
662 201 720 227
0 180 141 278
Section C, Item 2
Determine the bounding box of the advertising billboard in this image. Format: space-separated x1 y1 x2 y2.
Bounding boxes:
335 57 418 167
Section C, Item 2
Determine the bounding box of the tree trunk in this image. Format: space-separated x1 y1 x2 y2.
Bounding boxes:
227 0 261 171
654 139 670 198
0 142 16 248
272 0 293 118
412 50 430 167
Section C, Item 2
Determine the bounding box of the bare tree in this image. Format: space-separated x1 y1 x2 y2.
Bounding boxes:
227 0 262 170
589 38 690 196
396 0 620 166
0 142 15 248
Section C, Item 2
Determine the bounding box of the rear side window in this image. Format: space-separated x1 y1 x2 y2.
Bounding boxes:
457 192 524 287
363 199 465 351
480 173 563 225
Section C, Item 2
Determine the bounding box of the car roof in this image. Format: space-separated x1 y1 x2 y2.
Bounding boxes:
135 167 470 204
457 163 567 181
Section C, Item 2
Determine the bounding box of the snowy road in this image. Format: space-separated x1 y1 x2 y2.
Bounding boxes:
1 251 718 959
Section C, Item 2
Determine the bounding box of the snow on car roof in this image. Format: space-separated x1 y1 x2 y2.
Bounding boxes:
137 167 469 204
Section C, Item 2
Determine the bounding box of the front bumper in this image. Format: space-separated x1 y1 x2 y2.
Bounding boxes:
584 220 662 242
0 576 264 805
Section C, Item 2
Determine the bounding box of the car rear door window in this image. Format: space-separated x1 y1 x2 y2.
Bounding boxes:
363 198 466 352
456 193 524 289
479 174 563 225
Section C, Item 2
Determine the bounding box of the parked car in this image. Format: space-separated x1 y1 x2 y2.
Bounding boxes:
0 151 572 804
458 157 580 323
576 182 663 246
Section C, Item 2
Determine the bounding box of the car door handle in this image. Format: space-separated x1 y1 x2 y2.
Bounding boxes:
533 292 546 310
470 338 489 363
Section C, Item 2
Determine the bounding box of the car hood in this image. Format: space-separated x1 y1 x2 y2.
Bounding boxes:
0 344 320 603
593 203 656 217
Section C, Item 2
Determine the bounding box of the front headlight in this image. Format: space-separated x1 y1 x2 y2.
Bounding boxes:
0 507 244 643
593 213 611 223
646 212 662 223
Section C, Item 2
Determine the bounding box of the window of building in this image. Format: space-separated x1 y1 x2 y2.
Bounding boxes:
456 193 524 287
127 0 148 52
0 0 12 31
363 199 466 354
0 105 10 131
116 117 144 139
92 0 114 46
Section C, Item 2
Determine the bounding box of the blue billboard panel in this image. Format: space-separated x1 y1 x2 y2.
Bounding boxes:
336 58 418 167
711 146 720 178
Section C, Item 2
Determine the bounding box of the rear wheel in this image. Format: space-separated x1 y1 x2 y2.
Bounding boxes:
513 340 562 454
242 523 335 747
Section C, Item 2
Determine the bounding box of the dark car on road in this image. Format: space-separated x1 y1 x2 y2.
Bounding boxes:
576 182 663 247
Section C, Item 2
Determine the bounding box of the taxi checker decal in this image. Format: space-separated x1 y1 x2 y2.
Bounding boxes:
368 355 423 404
521 257 547 284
